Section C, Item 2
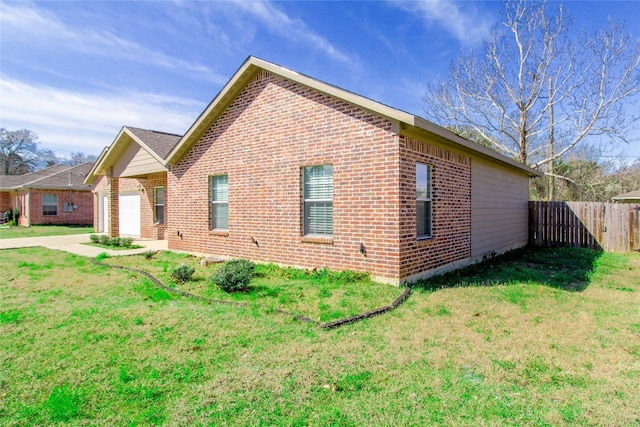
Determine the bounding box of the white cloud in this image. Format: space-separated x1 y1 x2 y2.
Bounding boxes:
0 2 226 85
216 0 355 64
0 77 202 157
391 0 492 45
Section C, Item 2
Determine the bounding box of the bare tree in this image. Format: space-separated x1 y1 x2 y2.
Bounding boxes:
424 0 640 170
68 151 97 166
0 128 39 175
36 149 58 168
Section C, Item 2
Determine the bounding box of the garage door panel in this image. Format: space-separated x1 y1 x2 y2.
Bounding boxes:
119 193 141 237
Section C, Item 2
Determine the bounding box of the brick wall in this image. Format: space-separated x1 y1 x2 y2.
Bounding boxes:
0 191 12 219
399 136 472 281
168 70 402 282
140 173 167 239
17 189 94 226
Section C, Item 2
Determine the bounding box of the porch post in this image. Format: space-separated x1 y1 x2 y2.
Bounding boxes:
109 176 119 237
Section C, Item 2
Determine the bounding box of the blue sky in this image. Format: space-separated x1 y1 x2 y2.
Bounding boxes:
1 0 639 162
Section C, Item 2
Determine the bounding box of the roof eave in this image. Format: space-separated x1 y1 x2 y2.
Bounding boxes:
409 117 542 177
84 127 168 184
19 185 93 191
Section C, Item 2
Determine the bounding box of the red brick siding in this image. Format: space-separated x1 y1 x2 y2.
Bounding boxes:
0 191 12 218
140 173 167 239
16 189 94 226
399 136 472 280
92 174 167 238
168 71 402 281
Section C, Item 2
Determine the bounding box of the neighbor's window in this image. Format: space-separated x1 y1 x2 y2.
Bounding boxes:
154 187 165 224
42 194 58 216
416 163 432 238
210 175 228 230
303 165 333 236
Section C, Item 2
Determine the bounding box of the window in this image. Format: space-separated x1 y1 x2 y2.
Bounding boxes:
303 165 333 236
210 175 228 230
416 163 432 238
154 187 165 224
42 194 58 216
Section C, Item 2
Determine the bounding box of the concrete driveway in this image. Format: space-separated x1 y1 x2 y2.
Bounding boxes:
0 233 167 257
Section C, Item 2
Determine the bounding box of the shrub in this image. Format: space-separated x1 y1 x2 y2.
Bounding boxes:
99 235 110 245
89 234 100 244
143 250 156 260
95 252 110 262
211 259 256 292
108 237 121 247
171 263 195 283
120 237 133 248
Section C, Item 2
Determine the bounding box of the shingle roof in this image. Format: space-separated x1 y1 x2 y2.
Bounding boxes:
84 126 182 184
612 189 640 201
0 162 94 191
125 127 182 160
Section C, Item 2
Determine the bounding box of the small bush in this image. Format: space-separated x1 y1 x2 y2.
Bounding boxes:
108 237 121 247
89 234 100 243
171 263 195 283
143 250 156 260
95 252 110 262
211 259 256 292
120 237 133 248
99 235 110 245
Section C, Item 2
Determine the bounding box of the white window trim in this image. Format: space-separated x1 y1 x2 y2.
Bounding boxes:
302 165 333 238
154 187 165 225
210 175 229 231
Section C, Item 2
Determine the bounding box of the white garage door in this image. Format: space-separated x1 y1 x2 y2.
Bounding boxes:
119 193 141 237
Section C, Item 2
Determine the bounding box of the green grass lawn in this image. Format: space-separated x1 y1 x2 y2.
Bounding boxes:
1 247 638 426
101 251 403 323
0 224 94 239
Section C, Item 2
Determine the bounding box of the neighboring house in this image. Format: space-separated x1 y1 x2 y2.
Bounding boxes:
612 190 640 203
86 56 541 284
0 162 94 226
85 127 180 239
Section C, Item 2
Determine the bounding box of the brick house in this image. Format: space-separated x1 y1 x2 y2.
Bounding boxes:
85 126 180 239
0 162 94 226
87 57 541 284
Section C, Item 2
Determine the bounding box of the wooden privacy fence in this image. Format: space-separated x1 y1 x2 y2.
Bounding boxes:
529 201 640 252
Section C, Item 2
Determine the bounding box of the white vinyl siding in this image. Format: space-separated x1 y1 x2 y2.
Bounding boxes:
42 194 58 216
416 163 432 238
210 175 228 230
303 165 333 236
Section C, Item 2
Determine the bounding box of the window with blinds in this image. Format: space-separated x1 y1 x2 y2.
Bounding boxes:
154 187 165 224
210 175 228 230
416 163 432 238
303 165 333 236
42 194 58 216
